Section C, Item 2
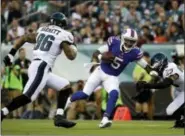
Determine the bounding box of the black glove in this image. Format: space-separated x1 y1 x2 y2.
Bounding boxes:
136 81 148 92
3 48 17 66
4 54 14 66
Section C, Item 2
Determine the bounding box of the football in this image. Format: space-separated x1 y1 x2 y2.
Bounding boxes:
102 52 114 58
101 52 115 62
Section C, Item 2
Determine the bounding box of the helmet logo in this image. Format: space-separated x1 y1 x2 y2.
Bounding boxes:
152 62 160 69
131 29 135 37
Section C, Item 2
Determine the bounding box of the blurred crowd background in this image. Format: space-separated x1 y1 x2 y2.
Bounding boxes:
1 0 184 120
1 0 184 45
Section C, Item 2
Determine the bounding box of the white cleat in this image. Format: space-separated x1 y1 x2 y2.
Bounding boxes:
99 117 112 128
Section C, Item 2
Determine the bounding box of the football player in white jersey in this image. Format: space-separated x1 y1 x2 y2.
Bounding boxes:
137 53 184 128
1 12 77 128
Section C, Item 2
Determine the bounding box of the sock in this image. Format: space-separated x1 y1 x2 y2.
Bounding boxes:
56 109 64 116
64 97 72 110
3 95 31 115
104 90 118 118
102 116 109 121
57 87 72 110
70 91 88 102
173 103 185 121
56 87 72 116
2 107 9 116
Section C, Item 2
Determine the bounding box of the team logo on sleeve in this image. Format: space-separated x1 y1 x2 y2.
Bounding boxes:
165 68 173 77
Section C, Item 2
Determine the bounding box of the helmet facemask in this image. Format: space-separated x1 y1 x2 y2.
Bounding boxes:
122 38 137 51
151 58 168 73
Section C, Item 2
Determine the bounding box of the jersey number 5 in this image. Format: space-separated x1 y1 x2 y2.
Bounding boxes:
111 57 123 69
34 33 55 51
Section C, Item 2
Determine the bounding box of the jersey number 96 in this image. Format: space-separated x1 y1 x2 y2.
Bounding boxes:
111 57 123 69
34 33 55 51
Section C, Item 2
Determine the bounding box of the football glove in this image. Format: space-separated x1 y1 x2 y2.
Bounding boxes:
3 48 17 66
3 54 14 66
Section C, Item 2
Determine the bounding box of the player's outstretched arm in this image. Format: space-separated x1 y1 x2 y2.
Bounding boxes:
61 41 77 60
93 45 115 63
13 33 37 50
3 33 37 66
137 73 178 90
136 58 159 77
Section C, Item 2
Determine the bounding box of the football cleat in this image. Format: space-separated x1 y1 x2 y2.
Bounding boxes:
99 118 112 128
1 111 5 122
54 115 76 128
172 120 185 128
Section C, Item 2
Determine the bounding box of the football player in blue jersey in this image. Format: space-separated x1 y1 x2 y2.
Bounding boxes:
67 28 157 128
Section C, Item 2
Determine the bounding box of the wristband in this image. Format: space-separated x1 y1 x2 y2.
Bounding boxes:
9 48 17 56
98 54 102 60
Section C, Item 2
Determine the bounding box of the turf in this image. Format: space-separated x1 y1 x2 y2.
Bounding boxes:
1 119 184 135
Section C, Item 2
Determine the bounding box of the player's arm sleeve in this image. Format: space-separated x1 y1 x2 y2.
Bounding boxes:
135 49 143 61
97 45 109 53
61 32 76 45
61 32 77 60
136 58 156 74
136 58 148 69
142 77 173 89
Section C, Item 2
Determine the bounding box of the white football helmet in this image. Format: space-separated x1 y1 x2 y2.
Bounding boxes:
121 28 138 52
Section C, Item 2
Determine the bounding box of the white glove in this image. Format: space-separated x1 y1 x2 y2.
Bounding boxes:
149 70 159 77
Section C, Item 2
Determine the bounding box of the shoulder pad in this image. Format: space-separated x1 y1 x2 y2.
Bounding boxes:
107 36 120 46
62 31 74 44
163 63 177 78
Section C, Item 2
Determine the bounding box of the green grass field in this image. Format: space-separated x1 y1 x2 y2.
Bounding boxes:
1 119 184 135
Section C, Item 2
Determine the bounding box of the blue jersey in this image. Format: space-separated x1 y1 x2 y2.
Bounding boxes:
100 36 143 76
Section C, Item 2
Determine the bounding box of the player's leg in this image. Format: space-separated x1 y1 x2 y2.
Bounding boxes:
70 67 101 102
135 102 142 119
166 91 184 128
99 75 119 128
1 61 49 121
46 73 76 128
142 102 149 120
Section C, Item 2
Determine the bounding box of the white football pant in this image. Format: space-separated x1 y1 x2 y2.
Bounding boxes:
166 90 184 115
83 66 120 96
23 60 69 101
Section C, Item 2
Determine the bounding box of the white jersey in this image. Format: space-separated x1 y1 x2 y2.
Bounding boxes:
163 62 184 92
33 25 74 67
